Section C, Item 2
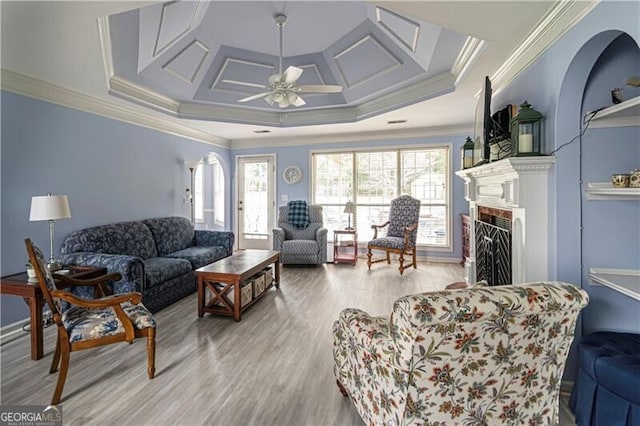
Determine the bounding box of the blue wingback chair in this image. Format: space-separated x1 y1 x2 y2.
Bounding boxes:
366 195 420 274
273 204 327 264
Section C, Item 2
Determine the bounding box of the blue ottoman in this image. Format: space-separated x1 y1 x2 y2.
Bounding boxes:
569 331 640 425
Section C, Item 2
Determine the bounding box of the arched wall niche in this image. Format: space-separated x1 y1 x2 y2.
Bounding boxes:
557 28 640 337
554 29 629 288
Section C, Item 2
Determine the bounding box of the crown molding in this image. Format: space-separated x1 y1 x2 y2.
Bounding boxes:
0 69 230 148
230 123 473 149
97 16 114 87
490 0 600 96
452 37 486 86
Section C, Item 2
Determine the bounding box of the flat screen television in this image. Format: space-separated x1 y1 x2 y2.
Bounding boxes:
473 76 492 166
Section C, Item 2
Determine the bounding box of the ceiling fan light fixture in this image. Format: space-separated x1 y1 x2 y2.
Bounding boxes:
272 91 284 103
278 98 290 108
236 13 343 108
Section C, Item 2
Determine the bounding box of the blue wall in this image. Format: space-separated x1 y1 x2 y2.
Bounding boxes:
0 91 231 326
491 0 639 361
231 134 470 261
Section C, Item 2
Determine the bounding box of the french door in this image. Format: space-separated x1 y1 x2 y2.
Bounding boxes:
236 155 276 250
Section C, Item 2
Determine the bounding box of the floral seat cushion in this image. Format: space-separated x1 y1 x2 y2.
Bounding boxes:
62 301 156 343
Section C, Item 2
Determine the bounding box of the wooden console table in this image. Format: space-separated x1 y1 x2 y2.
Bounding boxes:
0 265 107 360
196 249 280 322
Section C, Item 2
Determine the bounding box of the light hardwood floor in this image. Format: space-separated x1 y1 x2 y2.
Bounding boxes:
0 260 575 425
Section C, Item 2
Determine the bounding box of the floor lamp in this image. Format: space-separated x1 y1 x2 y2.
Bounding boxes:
29 194 72 271
186 160 202 224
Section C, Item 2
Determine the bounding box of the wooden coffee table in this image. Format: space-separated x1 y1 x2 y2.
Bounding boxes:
196 249 280 321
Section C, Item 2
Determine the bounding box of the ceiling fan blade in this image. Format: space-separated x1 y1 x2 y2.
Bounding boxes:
291 94 306 107
297 84 343 94
238 92 271 102
282 66 303 84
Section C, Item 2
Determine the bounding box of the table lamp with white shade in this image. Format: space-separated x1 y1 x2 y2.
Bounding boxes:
29 194 72 271
343 201 355 230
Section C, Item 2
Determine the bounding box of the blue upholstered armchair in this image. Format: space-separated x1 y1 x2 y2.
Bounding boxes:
273 204 327 264
366 195 420 274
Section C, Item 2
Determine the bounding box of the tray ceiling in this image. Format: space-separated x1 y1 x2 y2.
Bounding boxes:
106 1 482 127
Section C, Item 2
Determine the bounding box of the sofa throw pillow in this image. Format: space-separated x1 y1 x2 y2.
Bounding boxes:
287 200 310 229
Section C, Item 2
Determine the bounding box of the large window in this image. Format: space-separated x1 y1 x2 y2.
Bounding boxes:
312 146 450 248
194 163 204 223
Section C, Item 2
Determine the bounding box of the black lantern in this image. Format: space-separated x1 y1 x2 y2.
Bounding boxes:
511 101 544 157
461 136 475 169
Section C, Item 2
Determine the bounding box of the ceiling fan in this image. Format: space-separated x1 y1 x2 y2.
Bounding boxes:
238 14 343 108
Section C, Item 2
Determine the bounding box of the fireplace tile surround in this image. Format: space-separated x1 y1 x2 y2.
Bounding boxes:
456 157 555 285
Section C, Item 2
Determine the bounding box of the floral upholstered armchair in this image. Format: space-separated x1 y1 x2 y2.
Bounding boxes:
333 282 589 426
273 203 327 264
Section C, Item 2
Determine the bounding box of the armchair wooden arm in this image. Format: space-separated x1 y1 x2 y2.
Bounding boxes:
50 290 142 308
54 272 121 297
402 223 418 246
370 221 390 239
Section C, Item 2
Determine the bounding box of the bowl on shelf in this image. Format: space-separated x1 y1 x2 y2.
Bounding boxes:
629 169 640 188
611 173 630 188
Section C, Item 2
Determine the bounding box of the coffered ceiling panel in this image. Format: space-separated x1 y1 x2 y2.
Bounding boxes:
375 7 420 53
334 35 401 88
154 1 203 56
163 40 210 83
211 58 276 93
107 1 482 127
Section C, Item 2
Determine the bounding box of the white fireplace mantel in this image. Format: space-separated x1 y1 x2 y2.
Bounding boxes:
456 156 555 285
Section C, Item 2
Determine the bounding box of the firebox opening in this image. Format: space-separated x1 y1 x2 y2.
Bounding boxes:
475 206 512 286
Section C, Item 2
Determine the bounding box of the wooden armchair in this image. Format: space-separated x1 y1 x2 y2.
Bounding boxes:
25 238 156 405
366 195 421 274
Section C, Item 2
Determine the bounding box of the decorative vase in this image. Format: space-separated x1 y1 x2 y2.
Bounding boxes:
26 267 37 281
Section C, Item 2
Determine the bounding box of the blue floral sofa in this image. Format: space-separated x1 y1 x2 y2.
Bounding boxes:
60 217 234 312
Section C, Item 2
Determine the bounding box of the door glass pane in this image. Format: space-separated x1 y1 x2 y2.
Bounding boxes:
243 161 268 238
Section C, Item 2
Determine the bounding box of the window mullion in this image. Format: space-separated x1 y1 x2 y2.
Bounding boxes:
397 149 401 196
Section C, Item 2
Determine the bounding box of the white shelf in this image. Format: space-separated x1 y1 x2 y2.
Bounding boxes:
589 96 640 128
589 268 640 301
585 182 640 200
